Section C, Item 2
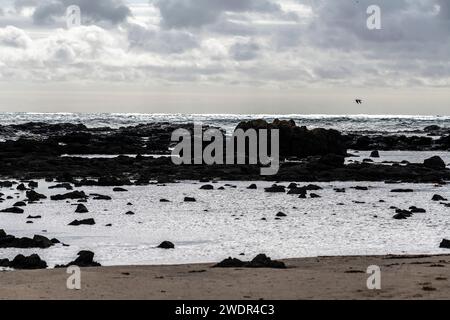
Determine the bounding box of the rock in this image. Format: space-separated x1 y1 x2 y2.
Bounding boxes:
49 183 73 190
65 251 101 267
91 194 112 200
28 181 38 188
125 211 135 215
0 230 55 249
75 204 89 213
439 239 450 249
370 150 380 158
184 197 196 202
393 209 412 220
0 207 24 214
51 191 86 201
310 193 321 198
304 184 323 191
287 183 297 189
13 201 26 207
391 189 414 193
424 125 441 132
276 212 287 217
247 184 257 190
432 194 448 201
352 186 369 191
113 187 128 192
158 241 175 249
26 215 41 219
334 188 346 193
26 190 47 202
409 206 426 213
236 119 347 158
264 185 286 193
424 156 446 170
246 254 286 269
160 199 170 202
319 154 345 167
200 184 214 190
17 183 27 191
68 218 96 226
213 257 246 268
9 254 47 270
287 188 307 195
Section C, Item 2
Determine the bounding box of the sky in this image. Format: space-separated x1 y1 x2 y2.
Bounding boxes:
0 0 449 115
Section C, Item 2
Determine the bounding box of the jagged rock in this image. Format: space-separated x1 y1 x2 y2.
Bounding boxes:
158 241 175 249
17 183 27 191
424 156 446 170
68 218 96 226
75 204 89 213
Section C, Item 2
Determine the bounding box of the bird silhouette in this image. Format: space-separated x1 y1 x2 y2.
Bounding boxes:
355 99 363 104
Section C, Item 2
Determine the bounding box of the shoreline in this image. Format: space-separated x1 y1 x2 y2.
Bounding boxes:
1 254 450 300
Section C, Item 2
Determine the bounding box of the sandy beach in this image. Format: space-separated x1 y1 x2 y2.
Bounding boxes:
1 254 450 300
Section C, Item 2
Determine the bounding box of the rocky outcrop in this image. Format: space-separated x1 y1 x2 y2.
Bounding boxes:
0 230 56 249
0 254 47 269
214 254 286 269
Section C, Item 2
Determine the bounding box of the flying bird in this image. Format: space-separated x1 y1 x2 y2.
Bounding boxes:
355 99 363 104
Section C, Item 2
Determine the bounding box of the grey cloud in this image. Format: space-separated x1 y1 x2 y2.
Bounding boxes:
229 41 260 61
31 0 131 26
152 0 282 29
127 23 199 54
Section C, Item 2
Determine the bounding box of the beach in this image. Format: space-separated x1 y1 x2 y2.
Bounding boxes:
1 254 450 300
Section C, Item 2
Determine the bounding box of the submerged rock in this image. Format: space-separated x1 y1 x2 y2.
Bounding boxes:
75 204 89 213
51 191 87 201
424 156 446 170
0 207 24 214
68 218 96 226
26 190 47 202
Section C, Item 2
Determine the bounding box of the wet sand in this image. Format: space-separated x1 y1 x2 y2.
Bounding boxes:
1 254 450 300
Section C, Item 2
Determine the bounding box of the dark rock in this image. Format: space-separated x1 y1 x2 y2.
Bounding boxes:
28 181 38 188
0 230 55 249
125 211 135 215
91 194 112 200
200 184 214 190
113 187 128 192
1 207 24 214
393 209 412 220
352 186 369 191
65 251 101 267
68 218 96 226
26 215 42 219
409 206 426 213
160 199 170 202
184 197 196 202
9 254 47 270
246 254 286 269
432 194 448 201
213 257 245 268
17 183 27 191
75 204 89 213
424 156 446 170
264 185 285 193
310 193 321 198
158 241 175 249
13 201 26 207
370 150 380 158
276 212 287 217
51 191 86 201
440 239 450 249
49 183 73 190
247 184 257 190
334 188 346 193
26 190 47 202
391 189 414 193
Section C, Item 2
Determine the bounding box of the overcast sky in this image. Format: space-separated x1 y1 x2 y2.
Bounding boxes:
0 0 449 115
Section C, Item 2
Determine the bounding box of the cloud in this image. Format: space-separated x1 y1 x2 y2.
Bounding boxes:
152 0 282 29
29 0 132 26
127 23 199 54
229 40 261 61
0 25 32 48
